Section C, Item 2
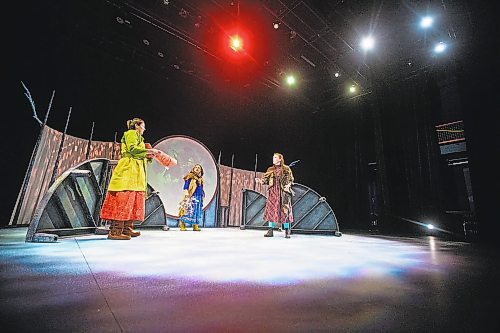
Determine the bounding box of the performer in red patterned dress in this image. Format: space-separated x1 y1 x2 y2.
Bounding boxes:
256 153 294 238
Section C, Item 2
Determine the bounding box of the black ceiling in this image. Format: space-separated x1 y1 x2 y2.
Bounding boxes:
26 0 468 111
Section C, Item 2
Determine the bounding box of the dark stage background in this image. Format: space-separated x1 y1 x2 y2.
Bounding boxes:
4 0 499 241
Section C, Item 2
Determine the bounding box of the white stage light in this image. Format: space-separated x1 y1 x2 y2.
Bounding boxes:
420 16 433 28
434 42 446 53
360 36 375 51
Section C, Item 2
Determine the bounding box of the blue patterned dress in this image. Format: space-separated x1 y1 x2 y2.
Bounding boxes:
179 178 204 226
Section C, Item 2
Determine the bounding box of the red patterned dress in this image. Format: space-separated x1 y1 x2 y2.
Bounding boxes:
263 165 294 224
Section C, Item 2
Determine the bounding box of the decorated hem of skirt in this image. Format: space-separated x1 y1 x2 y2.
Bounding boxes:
179 218 201 226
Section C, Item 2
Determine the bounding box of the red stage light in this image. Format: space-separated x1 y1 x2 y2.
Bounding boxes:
229 35 243 52
197 2 279 86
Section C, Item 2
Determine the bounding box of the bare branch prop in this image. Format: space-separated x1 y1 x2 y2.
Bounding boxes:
21 81 42 126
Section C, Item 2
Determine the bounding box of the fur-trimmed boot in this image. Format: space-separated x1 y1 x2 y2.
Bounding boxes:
264 222 274 237
284 223 291 239
123 221 141 237
193 224 201 231
264 229 274 237
108 221 131 240
179 221 187 231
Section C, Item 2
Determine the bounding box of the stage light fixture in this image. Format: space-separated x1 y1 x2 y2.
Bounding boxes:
179 8 189 18
360 36 375 51
334 72 340 78
434 41 446 53
420 16 433 28
273 22 280 30
349 85 356 93
426 224 435 230
286 75 296 86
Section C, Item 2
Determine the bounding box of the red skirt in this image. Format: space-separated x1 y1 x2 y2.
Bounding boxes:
100 191 145 221
263 185 293 224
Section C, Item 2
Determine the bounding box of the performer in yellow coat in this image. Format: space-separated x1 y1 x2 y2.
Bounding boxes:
100 118 168 240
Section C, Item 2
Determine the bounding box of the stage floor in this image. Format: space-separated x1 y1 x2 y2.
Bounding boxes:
0 227 498 332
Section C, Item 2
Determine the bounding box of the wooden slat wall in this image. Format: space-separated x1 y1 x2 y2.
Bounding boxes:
11 126 119 225
13 126 268 227
219 166 265 227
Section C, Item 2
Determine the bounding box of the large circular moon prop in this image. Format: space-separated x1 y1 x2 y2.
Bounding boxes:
147 135 218 218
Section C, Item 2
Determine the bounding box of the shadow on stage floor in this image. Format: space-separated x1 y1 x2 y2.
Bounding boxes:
1 227 498 332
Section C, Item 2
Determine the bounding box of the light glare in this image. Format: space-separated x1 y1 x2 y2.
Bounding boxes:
360 36 375 50
434 42 446 53
421 16 433 28
230 35 243 51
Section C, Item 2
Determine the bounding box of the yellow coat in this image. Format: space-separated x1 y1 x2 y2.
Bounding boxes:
107 130 149 192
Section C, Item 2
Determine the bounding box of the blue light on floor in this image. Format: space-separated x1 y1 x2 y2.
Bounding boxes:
1 229 438 286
